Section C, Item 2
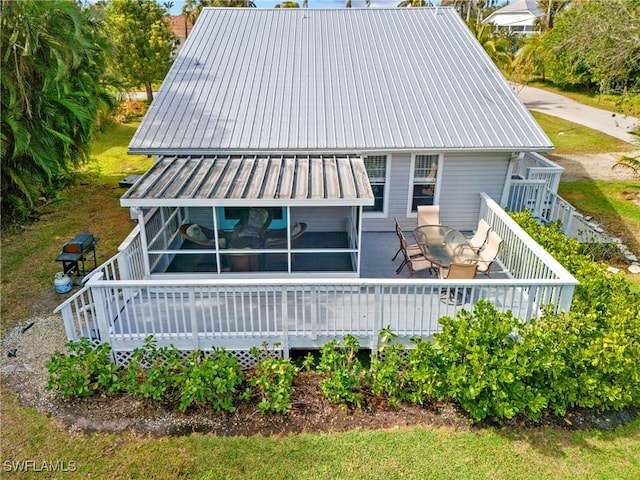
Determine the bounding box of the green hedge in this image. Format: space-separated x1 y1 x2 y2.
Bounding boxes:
47 212 640 422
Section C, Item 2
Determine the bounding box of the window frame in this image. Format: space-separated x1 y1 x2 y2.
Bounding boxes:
407 153 442 218
362 154 390 217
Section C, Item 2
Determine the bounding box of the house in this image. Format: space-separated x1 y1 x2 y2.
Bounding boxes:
56 8 577 365
165 14 194 54
483 0 542 35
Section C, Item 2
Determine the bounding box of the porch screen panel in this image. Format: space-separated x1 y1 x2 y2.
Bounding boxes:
412 155 439 211
363 155 386 212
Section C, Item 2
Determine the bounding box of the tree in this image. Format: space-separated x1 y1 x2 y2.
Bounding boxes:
182 0 256 24
104 0 175 102
542 0 640 93
536 0 570 32
469 19 513 72
397 1 433 7
613 155 640 178
1 0 112 223
275 2 300 7
512 34 546 83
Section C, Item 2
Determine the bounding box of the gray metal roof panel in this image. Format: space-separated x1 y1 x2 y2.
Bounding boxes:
129 8 551 154
120 155 374 207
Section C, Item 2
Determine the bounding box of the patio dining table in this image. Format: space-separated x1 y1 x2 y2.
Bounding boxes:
413 225 479 269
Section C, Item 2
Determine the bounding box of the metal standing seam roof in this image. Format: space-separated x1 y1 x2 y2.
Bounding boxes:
128 7 552 155
120 155 374 207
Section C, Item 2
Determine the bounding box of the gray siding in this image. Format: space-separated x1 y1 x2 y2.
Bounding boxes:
439 154 510 231
362 153 510 233
290 206 350 232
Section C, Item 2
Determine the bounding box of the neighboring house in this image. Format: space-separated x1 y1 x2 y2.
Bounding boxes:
483 0 542 35
165 14 193 54
57 8 577 365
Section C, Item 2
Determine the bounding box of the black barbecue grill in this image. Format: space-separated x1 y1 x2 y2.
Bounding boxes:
55 233 99 279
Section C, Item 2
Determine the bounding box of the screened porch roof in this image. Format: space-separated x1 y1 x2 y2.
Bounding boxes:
120 154 374 208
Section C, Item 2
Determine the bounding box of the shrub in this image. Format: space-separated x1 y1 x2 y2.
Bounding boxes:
512 210 640 414
179 348 244 413
367 326 407 408
248 343 299 414
317 335 366 408
46 338 123 398
430 301 548 421
125 336 243 412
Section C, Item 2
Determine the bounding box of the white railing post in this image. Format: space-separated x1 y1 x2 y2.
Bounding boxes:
371 284 383 351
558 285 575 313
91 280 111 347
310 286 318 341
281 293 289 359
59 303 79 341
189 286 199 349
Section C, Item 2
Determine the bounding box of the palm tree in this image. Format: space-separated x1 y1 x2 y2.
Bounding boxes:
512 34 546 83
182 0 256 24
1 0 111 222
397 1 433 7
613 155 640 178
536 0 570 31
468 19 512 71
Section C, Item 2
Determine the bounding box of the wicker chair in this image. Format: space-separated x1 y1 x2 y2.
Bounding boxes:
232 208 272 244
263 222 307 265
179 224 226 248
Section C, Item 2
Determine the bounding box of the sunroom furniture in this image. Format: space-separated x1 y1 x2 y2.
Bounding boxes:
468 219 492 253
416 205 440 226
232 208 272 243
179 224 226 248
263 222 307 266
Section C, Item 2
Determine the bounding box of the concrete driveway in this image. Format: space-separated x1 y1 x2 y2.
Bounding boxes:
515 84 640 145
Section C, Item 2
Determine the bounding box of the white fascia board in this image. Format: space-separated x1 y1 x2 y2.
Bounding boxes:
120 198 375 208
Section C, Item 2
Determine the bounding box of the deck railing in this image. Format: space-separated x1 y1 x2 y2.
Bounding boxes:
55 195 578 362
507 153 575 235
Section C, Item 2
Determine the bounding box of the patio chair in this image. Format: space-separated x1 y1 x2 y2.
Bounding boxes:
396 230 434 276
392 218 421 262
439 262 478 305
468 219 492 253
263 222 307 265
438 262 478 280
179 223 226 248
178 223 227 270
476 231 503 277
417 205 440 226
232 208 272 244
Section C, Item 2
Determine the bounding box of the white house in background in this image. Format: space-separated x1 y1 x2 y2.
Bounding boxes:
483 0 543 35
56 8 577 364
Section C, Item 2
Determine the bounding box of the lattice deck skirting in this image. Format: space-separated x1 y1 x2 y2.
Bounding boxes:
111 346 282 369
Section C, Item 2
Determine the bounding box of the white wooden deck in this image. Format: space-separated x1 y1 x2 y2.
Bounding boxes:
56 194 578 365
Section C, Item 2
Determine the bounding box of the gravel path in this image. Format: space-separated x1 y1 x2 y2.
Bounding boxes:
548 151 640 182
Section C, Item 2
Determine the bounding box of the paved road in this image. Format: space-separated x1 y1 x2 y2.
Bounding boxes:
515 84 640 145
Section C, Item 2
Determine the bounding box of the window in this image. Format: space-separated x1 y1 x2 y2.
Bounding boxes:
363 155 387 213
217 207 286 230
411 154 439 211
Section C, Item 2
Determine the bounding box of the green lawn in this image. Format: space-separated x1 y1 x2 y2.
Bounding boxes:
531 111 636 155
0 121 152 332
2 392 639 480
